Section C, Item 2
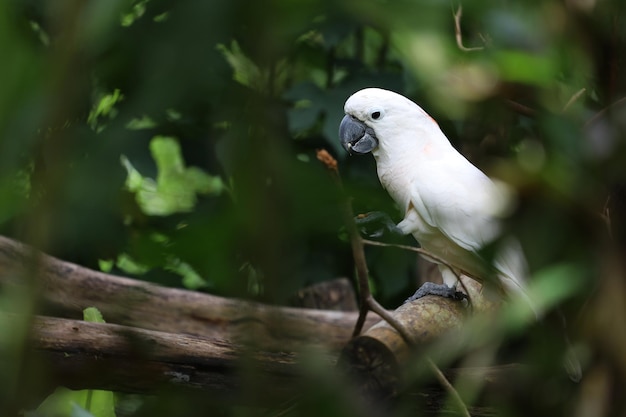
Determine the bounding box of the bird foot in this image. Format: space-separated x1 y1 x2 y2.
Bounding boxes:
355 211 403 237
404 282 467 303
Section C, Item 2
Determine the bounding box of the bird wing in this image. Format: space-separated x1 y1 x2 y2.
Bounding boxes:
409 153 504 253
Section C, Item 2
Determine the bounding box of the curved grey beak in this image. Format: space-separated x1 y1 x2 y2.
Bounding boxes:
339 115 378 155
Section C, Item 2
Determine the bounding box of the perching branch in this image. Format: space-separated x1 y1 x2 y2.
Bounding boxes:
338 288 498 410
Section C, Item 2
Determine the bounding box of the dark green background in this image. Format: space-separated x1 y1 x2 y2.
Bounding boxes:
2 0 626 415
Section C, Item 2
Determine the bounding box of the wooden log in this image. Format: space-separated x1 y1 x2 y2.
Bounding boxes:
338 277 499 399
0 236 378 351
18 312 519 415
18 314 302 402
0 234 507 413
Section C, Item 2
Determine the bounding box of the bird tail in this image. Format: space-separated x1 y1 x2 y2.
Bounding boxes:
494 237 539 317
496 238 582 382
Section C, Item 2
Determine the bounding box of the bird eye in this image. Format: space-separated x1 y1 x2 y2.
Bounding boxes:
369 107 385 120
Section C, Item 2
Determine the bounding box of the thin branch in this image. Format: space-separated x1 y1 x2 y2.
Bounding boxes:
453 5 485 52
358 230 472 415
316 150 434 336
350 234 373 337
361 239 473 306
584 95 626 128
364 294 415 344
427 358 472 417
364 287 472 417
504 99 537 118
315 152 449 336
317 150 471 415
316 149 372 336
562 88 586 113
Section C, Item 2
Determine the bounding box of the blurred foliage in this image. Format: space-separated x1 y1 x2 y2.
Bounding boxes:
2 0 626 416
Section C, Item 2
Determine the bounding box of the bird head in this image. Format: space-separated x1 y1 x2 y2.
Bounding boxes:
339 88 437 156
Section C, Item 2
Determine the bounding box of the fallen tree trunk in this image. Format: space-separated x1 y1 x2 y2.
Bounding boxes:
14 311 518 416
0 235 378 351
0 234 507 415
20 314 302 402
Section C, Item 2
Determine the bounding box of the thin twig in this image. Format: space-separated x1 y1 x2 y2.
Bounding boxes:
562 88 586 113
316 149 371 336
365 294 415 344
358 236 473 417
361 238 473 305
317 150 471 416
504 99 537 118
349 233 373 337
368 295 472 417
315 150 447 334
427 358 472 417
584 95 626 128
453 5 485 52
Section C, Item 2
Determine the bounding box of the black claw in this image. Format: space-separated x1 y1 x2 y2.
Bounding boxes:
354 211 401 238
404 282 467 304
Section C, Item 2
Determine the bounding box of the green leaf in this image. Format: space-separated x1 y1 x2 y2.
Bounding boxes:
217 41 264 91
121 136 223 216
120 156 145 192
98 259 114 273
529 263 585 308
165 257 208 290
120 0 149 27
33 387 116 417
500 263 585 331
125 115 157 130
88 89 124 131
217 40 288 93
115 253 150 275
186 167 223 194
83 307 106 324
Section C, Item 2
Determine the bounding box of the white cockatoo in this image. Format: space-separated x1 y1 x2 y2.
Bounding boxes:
339 88 533 311
339 87 582 381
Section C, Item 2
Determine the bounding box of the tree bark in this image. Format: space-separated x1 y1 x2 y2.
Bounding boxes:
20 314 302 402
0 234 505 412
338 277 499 400
15 312 517 415
0 236 378 352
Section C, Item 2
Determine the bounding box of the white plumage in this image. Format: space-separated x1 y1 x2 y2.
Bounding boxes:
341 88 534 311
